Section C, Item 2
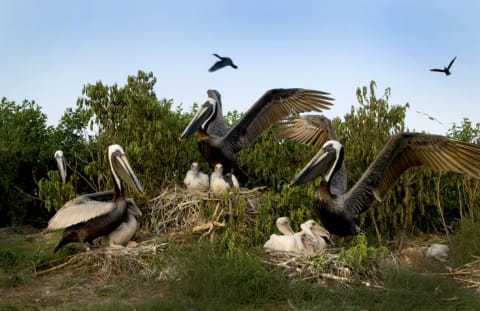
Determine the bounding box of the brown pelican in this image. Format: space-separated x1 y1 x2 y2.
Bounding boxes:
54 149 119 202
180 89 334 183
54 150 67 183
208 53 237 72
53 149 143 248
430 56 456 76
45 144 144 252
210 163 239 193
184 162 209 191
280 115 480 236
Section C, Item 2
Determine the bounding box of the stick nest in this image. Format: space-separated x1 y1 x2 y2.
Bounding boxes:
36 238 168 280
143 185 266 238
262 248 390 289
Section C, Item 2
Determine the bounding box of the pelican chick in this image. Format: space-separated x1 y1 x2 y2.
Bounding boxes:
300 219 331 252
45 144 144 252
210 163 239 193
276 216 294 236
184 162 209 191
263 231 314 254
426 243 450 262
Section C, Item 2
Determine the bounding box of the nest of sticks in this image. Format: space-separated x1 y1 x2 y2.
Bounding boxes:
144 185 266 239
262 248 390 289
36 238 168 280
37 186 266 278
36 186 480 293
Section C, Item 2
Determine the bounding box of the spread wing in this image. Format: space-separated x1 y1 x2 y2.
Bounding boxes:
46 199 117 231
344 133 480 215
447 56 457 70
275 115 338 148
430 68 445 72
209 60 226 72
223 89 334 153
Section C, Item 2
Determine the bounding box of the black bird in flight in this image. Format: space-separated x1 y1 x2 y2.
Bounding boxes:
208 54 237 72
415 110 443 125
430 56 456 76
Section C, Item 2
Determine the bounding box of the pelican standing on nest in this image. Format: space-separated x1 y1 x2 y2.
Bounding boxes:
210 163 239 193
279 115 480 236
180 88 334 184
54 149 143 247
184 162 209 191
45 144 144 252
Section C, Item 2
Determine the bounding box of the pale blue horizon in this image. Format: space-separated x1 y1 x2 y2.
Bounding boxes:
1 0 478 135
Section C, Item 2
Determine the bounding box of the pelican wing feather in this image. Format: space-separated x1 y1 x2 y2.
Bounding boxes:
224 89 334 153
46 200 117 231
344 133 480 215
276 115 338 148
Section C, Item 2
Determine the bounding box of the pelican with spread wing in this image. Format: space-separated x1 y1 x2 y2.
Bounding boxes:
279 115 480 236
180 89 334 184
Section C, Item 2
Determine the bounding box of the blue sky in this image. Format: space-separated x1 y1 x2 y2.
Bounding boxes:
1 0 478 135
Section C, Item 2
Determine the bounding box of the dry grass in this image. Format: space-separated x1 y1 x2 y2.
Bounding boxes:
34 238 168 280
443 256 480 293
3 186 480 310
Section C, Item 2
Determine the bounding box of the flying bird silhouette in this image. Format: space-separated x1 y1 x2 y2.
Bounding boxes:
208 54 237 72
430 56 456 76
415 110 443 125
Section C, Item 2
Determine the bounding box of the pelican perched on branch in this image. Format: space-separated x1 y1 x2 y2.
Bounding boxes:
184 162 209 191
180 89 334 184
45 145 144 252
279 115 480 236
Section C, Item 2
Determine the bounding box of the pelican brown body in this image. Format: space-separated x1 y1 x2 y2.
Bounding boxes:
45 145 144 252
279 115 480 236
53 149 143 248
180 89 334 184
